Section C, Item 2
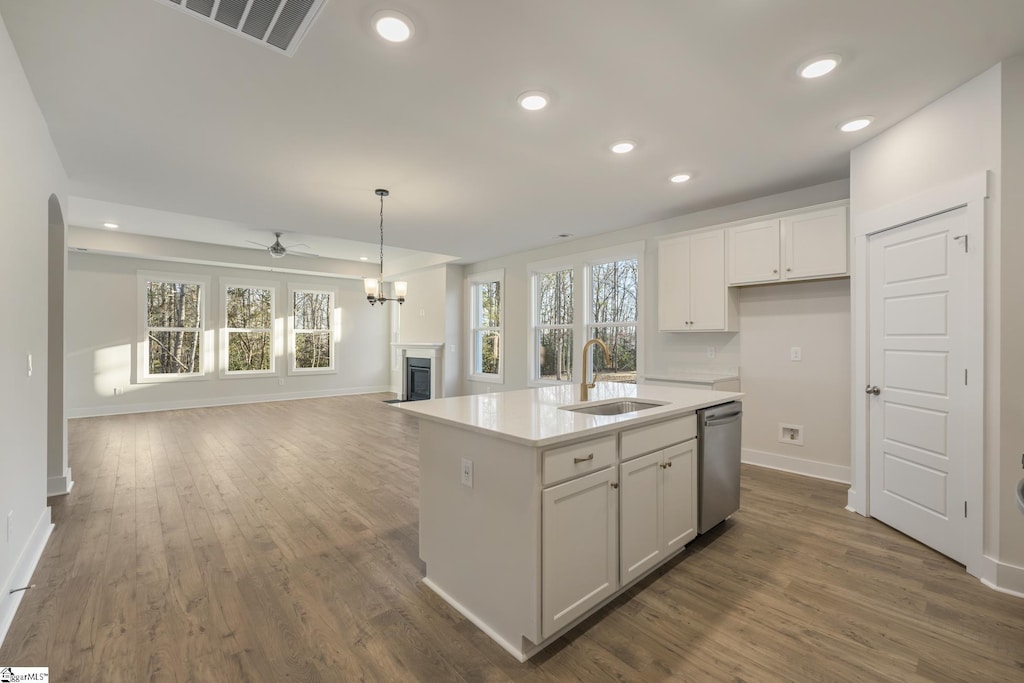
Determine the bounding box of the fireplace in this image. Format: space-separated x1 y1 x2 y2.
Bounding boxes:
405 357 432 401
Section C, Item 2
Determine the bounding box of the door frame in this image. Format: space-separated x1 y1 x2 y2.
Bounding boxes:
849 171 987 577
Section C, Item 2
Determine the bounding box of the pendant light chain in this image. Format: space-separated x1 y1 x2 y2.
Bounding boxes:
379 191 385 284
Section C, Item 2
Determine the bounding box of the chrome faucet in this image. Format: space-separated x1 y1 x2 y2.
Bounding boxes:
580 338 611 402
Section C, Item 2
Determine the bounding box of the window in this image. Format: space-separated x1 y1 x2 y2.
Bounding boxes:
527 245 643 388
587 258 639 383
140 274 206 380
224 284 275 375
290 287 334 372
533 268 574 383
468 270 503 382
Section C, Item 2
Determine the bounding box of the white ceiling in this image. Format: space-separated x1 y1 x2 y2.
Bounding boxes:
4 0 1024 264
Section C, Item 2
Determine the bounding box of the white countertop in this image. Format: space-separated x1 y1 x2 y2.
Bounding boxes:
396 383 743 447
643 371 740 384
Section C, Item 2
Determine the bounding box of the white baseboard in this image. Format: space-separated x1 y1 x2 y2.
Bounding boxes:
742 448 851 484
979 555 1024 599
0 507 54 649
422 577 533 663
66 385 394 418
46 468 73 497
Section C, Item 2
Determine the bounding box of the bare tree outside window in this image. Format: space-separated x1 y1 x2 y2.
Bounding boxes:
471 278 502 377
588 259 638 383
226 286 273 372
536 269 573 381
146 280 202 375
293 290 332 369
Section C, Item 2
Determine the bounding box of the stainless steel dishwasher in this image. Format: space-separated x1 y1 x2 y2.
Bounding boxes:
697 402 742 533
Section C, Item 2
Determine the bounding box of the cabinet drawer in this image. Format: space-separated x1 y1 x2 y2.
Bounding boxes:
620 415 697 461
543 435 617 487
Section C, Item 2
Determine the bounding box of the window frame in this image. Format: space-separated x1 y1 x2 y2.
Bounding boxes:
584 253 641 385
528 263 575 387
221 280 278 378
526 242 644 388
137 271 211 384
467 269 505 384
287 285 337 376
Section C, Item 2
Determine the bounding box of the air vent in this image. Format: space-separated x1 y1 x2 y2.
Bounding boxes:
155 0 327 56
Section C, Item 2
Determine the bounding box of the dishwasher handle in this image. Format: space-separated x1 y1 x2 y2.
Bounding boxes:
704 411 742 426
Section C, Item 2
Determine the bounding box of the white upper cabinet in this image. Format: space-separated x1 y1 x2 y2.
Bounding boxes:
658 229 737 332
727 204 848 286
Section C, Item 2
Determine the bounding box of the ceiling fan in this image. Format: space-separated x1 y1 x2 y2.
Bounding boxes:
246 232 317 259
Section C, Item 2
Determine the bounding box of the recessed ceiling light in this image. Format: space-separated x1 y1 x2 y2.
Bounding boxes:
373 10 413 42
610 140 636 154
359 256 369 261
799 54 841 79
517 91 549 111
839 116 874 132
670 174 692 184
103 222 118 229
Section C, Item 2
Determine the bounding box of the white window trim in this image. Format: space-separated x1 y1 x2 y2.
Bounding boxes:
287 284 338 376
221 280 278 378
137 271 212 384
528 262 575 387
467 268 505 384
526 242 645 387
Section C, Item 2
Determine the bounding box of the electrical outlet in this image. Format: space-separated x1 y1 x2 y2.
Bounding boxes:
706 346 716 359
461 458 473 488
7 510 13 543
778 423 804 446
113 387 122 396
278 378 285 386
790 347 802 362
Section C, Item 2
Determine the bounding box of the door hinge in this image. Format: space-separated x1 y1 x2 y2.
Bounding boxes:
964 501 968 518
964 369 968 385
954 234 968 252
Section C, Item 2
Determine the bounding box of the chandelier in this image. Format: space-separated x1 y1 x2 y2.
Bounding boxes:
364 188 407 306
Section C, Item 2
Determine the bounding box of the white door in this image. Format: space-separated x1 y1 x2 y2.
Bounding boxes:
662 440 698 552
689 230 726 330
658 235 691 331
541 467 618 638
619 451 663 584
727 220 780 285
867 207 968 564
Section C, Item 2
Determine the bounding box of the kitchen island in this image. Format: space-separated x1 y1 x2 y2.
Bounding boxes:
398 383 742 661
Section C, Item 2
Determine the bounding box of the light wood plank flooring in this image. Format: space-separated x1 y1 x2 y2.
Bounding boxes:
2 395 1022 681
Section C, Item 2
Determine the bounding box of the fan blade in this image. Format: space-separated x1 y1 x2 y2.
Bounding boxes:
284 242 310 250
286 250 320 258
246 240 270 248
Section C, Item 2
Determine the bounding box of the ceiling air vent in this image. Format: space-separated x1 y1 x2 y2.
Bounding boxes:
156 0 327 56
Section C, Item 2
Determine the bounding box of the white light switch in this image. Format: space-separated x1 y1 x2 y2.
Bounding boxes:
790 347 802 362
26 353 32 377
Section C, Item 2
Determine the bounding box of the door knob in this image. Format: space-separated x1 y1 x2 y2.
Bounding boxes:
865 385 881 395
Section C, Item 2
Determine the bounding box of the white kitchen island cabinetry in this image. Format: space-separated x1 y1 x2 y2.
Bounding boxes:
401 383 742 661
658 229 738 332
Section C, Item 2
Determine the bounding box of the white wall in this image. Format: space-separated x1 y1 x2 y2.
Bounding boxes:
850 63 1024 584
738 280 851 482
65 253 391 416
1000 54 1024 572
0 12 67 642
462 180 852 478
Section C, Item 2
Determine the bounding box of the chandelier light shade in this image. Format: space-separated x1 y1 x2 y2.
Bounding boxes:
366 188 407 306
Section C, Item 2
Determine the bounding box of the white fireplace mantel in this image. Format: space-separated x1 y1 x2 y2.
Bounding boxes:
392 342 444 401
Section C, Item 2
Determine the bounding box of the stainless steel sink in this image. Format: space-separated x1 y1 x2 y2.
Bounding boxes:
561 400 664 416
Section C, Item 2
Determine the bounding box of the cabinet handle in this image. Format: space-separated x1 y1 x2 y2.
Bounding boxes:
610 482 619 489
667 461 673 468
773 269 778 273
786 267 792 272
574 454 594 464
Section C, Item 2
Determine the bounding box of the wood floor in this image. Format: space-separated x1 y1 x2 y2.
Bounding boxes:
2 395 1022 682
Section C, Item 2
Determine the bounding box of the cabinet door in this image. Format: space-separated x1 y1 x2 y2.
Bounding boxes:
658 235 691 331
728 220 781 285
782 206 848 280
688 230 727 330
663 439 698 553
542 467 618 639
619 451 663 585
